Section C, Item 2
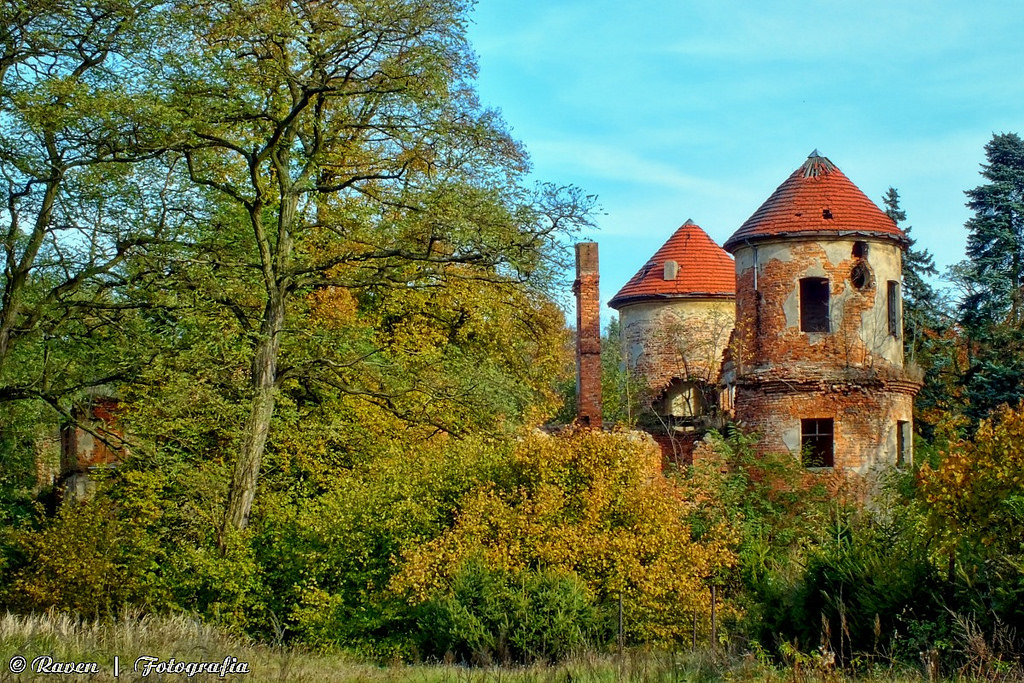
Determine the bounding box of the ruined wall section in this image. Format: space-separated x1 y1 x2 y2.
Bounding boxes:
619 298 735 405
730 237 919 472
731 238 905 380
735 382 917 471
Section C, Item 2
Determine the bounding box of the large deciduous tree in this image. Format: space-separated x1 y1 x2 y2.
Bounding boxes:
154 0 591 538
0 0 181 490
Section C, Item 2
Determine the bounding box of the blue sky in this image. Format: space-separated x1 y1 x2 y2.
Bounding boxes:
466 0 1024 321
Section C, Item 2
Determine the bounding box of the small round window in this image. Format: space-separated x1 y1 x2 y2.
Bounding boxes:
851 262 872 290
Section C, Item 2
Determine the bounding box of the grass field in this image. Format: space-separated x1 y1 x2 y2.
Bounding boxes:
0 612 940 682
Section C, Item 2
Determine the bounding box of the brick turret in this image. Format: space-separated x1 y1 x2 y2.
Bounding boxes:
723 152 921 472
608 220 735 464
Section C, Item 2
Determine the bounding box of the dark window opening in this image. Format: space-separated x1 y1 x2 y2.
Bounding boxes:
897 420 911 467
851 263 872 290
802 418 834 468
852 241 869 258
822 208 833 219
800 277 830 332
887 280 901 337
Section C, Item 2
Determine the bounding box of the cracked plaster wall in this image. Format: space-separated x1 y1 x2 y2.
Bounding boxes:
730 237 916 472
618 298 735 404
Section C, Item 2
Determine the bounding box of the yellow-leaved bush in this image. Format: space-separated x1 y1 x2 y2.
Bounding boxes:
919 404 1024 553
390 427 735 645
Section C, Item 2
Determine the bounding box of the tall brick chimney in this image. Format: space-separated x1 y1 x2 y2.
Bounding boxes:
573 242 602 429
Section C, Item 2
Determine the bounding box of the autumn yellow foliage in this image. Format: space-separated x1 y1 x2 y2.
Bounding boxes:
919 404 1024 551
391 428 735 644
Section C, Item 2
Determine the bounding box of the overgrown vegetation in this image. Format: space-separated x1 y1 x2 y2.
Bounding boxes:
2 0 1024 677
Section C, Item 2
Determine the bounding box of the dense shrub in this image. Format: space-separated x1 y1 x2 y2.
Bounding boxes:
391 428 734 648
415 557 608 663
761 503 943 663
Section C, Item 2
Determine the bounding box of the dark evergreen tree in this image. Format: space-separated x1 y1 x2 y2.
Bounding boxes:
959 133 1024 421
883 188 941 357
882 188 956 437
963 133 1024 328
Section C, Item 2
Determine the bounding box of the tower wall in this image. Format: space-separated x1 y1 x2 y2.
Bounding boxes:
618 298 735 403
734 382 916 471
732 238 905 376
730 237 919 472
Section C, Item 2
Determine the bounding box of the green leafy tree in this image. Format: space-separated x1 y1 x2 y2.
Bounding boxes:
600 316 641 426
391 429 734 647
0 0 173 392
919 405 1024 658
150 0 592 539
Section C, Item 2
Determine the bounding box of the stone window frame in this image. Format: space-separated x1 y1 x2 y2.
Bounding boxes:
887 280 901 338
896 420 911 467
654 378 710 419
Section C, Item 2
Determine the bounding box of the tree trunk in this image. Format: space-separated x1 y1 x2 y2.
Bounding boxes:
221 291 284 542
0 169 61 373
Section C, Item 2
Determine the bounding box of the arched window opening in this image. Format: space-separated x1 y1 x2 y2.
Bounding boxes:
655 379 709 419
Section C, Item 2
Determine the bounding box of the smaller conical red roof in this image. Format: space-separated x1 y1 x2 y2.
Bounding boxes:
723 151 907 253
609 220 735 309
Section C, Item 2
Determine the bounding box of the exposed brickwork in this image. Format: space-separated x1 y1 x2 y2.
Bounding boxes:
652 432 700 468
574 242 602 429
734 380 916 470
60 397 124 477
619 299 734 406
724 153 922 473
731 239 905 378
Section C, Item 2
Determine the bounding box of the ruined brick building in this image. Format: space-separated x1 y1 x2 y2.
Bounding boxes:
607 221 736 461
605 152 922 471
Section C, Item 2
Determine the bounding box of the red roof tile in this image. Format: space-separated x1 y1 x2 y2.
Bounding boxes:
723 152 907 253
609 220 735 309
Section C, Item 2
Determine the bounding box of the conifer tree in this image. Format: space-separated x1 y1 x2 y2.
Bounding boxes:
963 133 1024 328
883 187 939 359
883 188 955 435
959 133 1024 421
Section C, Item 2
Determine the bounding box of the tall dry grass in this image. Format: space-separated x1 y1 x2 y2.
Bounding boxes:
0 611 956 682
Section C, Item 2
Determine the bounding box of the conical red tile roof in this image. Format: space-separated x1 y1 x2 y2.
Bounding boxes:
609 220 735 309
723 152 908 253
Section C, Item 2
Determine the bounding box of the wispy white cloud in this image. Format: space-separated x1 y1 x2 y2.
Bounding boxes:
467 0 1024 312
527 139 733 193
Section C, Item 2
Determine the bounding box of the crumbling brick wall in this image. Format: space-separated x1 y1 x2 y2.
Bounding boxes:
728 237 920 471
731 238 905 377
619 298 735 408
735 381 916 471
